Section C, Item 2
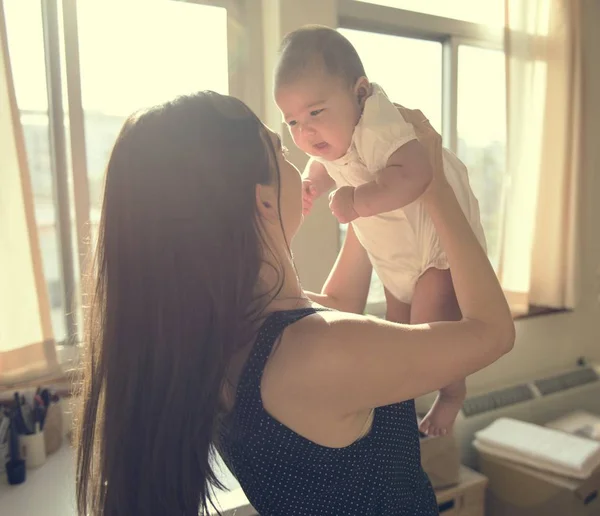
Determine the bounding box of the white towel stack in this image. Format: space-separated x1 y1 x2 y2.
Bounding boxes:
546 410 600 440
473 417 600 479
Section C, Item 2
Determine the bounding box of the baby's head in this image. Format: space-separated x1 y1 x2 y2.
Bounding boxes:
274 25 370 161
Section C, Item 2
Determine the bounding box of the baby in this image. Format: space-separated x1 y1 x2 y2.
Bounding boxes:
274 25 487 436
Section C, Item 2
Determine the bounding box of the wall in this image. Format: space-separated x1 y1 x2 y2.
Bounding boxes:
257 0 600 398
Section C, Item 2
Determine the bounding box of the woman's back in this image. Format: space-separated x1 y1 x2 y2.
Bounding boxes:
218 308 438 515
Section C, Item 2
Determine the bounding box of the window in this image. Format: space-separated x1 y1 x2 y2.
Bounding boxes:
339 6 506 313
354 0 504 27
339 29 443 131
457 46 506 269
4 0 231 344
76 0 229 242
5 0 67 341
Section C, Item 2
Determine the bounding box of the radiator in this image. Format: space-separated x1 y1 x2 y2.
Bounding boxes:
454 363 600 467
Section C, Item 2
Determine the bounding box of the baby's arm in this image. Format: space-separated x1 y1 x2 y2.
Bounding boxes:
353 139 432 217
302 159 336 216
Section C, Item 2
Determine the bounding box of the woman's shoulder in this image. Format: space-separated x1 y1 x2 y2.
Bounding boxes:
287 305 372 326
261 308 386 416
282 308 384 353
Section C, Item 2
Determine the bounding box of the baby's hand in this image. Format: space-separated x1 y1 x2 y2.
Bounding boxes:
302 179 319 216
329 186 359 224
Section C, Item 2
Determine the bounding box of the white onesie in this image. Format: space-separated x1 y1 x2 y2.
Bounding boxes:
314 84 487 304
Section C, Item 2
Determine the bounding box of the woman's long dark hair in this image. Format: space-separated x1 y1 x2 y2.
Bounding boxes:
76 92 284 515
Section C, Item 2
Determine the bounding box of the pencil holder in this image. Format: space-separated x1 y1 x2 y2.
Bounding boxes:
19 430 46 469
43 401 63 455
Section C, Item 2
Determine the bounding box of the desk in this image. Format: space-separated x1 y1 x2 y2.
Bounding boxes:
0 443 255 515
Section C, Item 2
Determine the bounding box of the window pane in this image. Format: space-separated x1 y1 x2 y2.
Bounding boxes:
339 29 442 132
5 0 67 340
76 0 229 239
338 29 442 308
457 46 506 269
355 0 504 26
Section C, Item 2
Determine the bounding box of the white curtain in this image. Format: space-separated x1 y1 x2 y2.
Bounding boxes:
501 0 582 313
0 0 60 388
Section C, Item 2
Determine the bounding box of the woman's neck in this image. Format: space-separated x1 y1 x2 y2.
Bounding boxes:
258 250 311 313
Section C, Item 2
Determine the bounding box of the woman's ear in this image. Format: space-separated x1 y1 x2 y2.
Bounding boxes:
255 183 278 223
354 77 371 109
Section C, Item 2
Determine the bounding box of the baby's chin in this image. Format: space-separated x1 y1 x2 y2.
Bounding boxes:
329 148 348 160
308 143 347 161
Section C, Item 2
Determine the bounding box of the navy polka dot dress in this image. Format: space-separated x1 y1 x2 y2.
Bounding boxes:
218 308 439 515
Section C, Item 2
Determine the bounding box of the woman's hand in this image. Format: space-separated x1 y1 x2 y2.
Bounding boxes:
396 106 450 197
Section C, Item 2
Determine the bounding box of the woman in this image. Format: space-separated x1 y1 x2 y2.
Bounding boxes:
76 91 514 515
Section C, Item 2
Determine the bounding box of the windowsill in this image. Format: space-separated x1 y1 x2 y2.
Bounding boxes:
366 303 572 321
513 305 571 320
55 343 80 367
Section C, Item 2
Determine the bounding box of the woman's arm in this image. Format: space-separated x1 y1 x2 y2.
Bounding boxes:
305 224 372 314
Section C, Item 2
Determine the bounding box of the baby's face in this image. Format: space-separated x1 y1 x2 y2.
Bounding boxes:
275 71 361 161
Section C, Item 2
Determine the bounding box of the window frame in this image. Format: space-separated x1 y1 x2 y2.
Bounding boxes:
337 0 506 316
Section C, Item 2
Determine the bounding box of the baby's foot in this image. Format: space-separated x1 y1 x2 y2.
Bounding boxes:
419 391 464 437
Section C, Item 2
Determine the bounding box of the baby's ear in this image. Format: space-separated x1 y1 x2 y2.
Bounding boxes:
355 77 371 108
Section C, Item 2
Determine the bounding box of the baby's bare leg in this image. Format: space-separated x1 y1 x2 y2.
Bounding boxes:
410 268 466 437
384 287 411 324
